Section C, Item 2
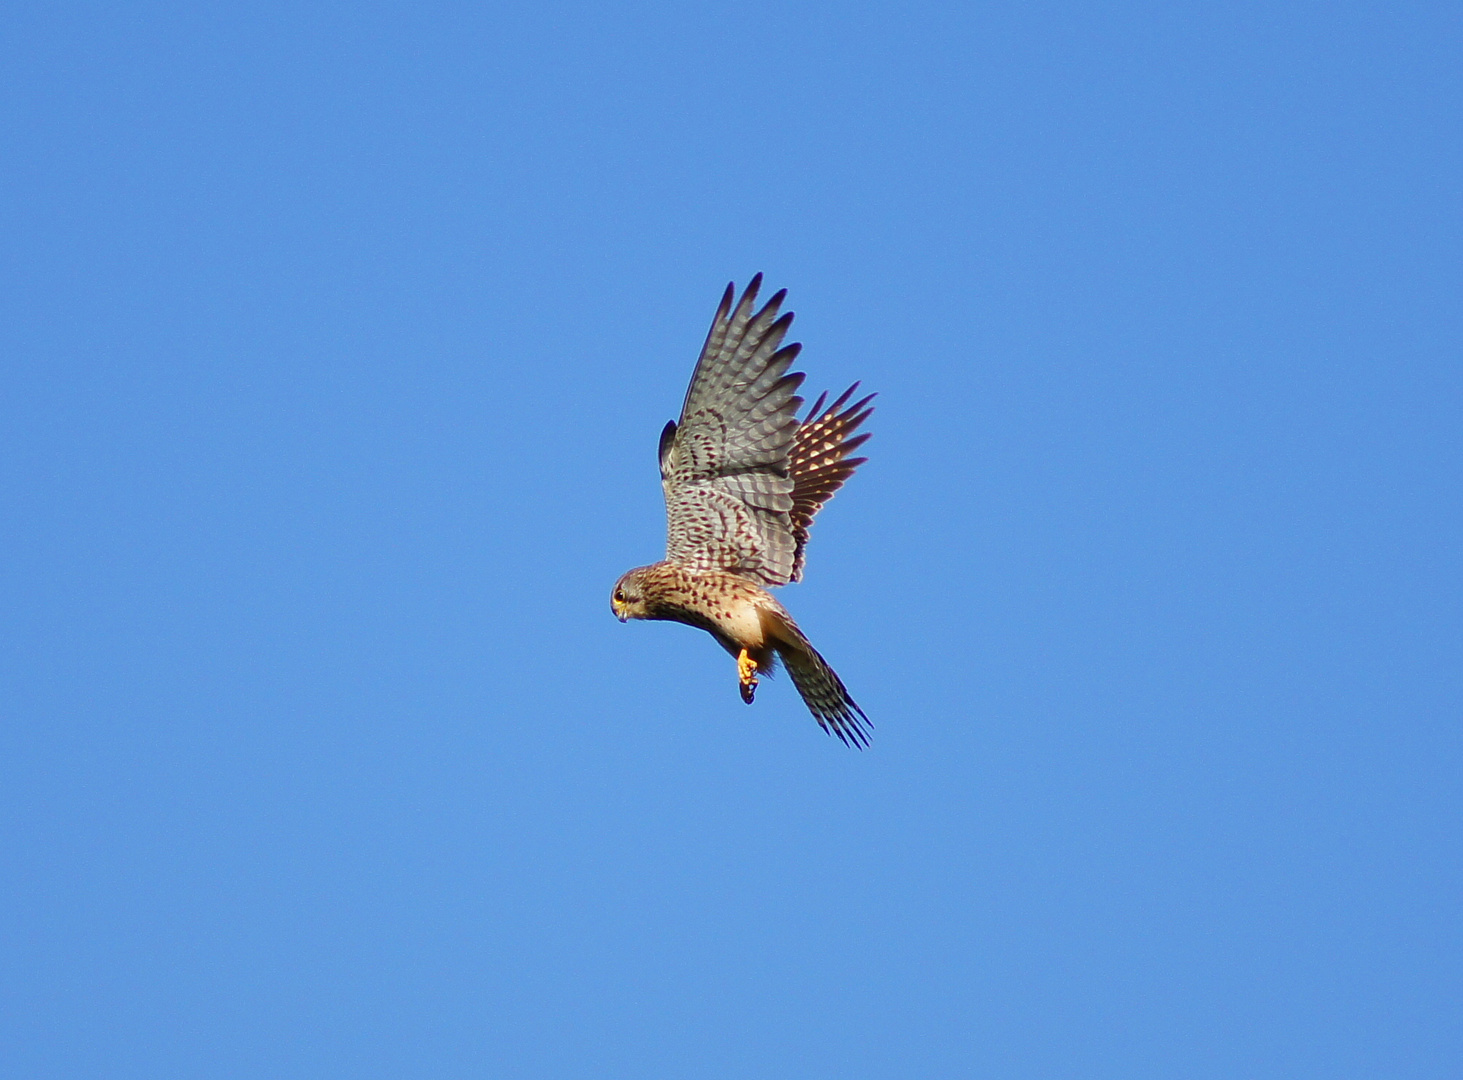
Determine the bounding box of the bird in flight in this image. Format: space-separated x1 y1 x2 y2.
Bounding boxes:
611 275 875 746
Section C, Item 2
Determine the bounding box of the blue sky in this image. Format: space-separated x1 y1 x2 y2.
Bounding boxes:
2 2 1459 1077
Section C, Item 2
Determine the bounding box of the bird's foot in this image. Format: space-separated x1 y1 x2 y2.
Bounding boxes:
737 648 759 704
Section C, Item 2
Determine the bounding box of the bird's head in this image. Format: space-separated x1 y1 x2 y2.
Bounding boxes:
610 567 653 622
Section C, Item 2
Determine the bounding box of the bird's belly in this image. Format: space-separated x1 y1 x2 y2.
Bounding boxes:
714 596 766 647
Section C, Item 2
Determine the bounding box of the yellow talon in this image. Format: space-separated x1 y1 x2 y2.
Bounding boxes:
737 647 759 703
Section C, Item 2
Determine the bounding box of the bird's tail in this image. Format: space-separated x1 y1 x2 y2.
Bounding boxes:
768 618 871 749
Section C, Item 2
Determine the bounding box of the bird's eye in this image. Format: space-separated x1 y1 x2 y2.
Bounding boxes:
614 590 625 603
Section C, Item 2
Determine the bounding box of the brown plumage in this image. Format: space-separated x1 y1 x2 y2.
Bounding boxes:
611 276 875 747
788 384 875 583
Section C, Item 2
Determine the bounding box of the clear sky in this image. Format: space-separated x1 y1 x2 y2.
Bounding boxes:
2 2 1459 1077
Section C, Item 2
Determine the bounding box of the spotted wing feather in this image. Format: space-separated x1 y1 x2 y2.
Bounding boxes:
786 385 875 582
660 275 807 586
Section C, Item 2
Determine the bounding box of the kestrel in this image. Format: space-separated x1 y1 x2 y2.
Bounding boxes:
611 275 875 747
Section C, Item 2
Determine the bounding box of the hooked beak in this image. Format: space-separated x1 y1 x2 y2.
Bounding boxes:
612 600 627 623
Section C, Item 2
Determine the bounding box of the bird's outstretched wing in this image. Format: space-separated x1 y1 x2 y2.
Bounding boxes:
660 275 806 586
786 384 875 583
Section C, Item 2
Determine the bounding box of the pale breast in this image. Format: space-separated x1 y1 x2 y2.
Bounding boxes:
642 564 779 651
714 591 767 646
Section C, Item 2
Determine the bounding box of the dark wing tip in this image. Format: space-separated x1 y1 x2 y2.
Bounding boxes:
809 384 877 424
776 368 807 395
825 704 872 749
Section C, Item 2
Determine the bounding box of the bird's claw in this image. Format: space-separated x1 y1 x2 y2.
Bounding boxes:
737 648 759 704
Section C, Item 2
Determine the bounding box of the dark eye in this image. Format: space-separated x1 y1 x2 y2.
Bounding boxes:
614 590 625 602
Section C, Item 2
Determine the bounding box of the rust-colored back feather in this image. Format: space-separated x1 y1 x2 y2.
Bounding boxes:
786 383 876 582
